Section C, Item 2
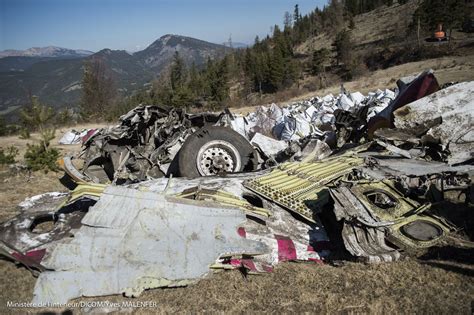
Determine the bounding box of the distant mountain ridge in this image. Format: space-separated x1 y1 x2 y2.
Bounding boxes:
0 35 228 112
222 42 249 49
0 46 94 58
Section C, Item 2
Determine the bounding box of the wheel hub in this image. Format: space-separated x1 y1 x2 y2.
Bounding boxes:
196 140 241 176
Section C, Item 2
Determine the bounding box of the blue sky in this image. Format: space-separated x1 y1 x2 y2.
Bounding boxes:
0 0 326 52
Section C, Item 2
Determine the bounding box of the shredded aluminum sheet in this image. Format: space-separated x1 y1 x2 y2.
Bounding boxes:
393 81 474 165
33 186 268 304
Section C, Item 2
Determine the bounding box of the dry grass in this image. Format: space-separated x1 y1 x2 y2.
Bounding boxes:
1 252 472 313
296 1 419 55
0 122 110 158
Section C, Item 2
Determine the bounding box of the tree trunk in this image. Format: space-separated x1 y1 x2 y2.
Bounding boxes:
417 17 421 48
448 27 453 48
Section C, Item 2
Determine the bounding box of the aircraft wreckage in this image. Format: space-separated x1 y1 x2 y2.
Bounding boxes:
0 70 472 304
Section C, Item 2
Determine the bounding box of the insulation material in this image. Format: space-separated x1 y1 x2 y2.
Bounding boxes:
58 129 91 145
280 114 314 140
338 94 355 111
229 116 254 139
350 91 366 105
250 132 288 156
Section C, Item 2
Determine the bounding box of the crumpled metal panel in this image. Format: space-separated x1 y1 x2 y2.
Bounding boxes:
341 223 400 263
367 157 474 177
250 132 288 157
342 181 420 221
243 156 364 222
76 105 225 183
367 70 440 137
236 200 330 268
330 186 400 262
174 186 272 218
33 186 268 304
330 186 378 224
330 181 453 262
0 192 78 253
393 81 474 165
130 175 331 270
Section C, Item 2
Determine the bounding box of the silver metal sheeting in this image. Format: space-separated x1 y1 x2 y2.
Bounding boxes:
33 186 268 304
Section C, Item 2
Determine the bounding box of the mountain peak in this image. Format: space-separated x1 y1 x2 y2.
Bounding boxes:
93 48 132 57
144 34 227 51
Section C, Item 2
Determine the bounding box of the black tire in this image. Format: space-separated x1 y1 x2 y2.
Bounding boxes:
59 173 78 190
178 126 258 178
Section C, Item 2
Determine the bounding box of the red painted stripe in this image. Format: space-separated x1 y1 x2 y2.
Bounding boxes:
81 129 98 143
11 248 46 266
241 259 258 272
275 234 297 261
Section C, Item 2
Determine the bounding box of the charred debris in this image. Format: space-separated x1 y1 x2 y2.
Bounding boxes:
0 70 473 303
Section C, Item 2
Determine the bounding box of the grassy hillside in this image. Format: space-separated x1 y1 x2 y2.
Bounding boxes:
296 1 419 53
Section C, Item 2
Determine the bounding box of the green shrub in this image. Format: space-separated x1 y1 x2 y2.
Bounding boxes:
0 117 21 136
24 143 59 172
56 108 75 126
0 146 19 165
19 128 31 139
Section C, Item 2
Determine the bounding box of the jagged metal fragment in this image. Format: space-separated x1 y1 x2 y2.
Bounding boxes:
243 156 364 222
32 186 268 304
393 81 474 165
367 157 474 177
330 186 400 263
175 186 272 218
134 175 330 271
330 181 453 262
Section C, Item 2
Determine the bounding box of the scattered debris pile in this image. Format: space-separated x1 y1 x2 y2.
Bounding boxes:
0 70 472 304
61 76 399 184
58 129 95 145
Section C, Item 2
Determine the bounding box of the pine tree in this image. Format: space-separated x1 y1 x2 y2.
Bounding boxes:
188 62 203 97
284 11 293 30
20 97 57 154
255 52 269 94
311 48 330 75
80 58 116 120
268 49 285 91
170 51 186 91
333 29 353 66
293 4 301 24
212 58 230 104
20 96 55 135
